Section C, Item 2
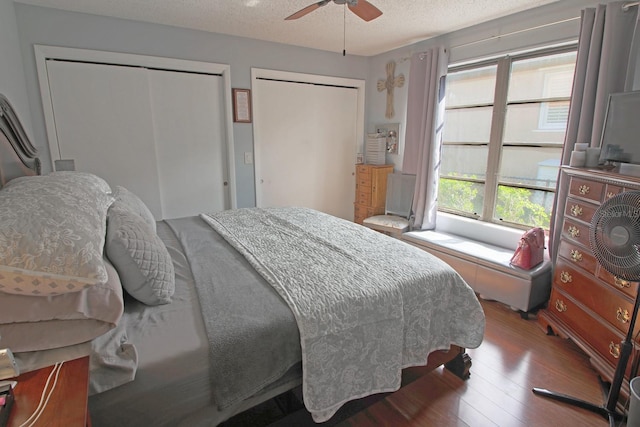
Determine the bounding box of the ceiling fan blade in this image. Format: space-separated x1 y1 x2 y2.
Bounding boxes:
348 0 382 22
285 1 329 20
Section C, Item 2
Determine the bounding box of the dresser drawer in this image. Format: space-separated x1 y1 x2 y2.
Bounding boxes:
604 183 624 201
554 259 638 337
354 204 383 224
356 164 371 177
356 189 372 205
569 176 604 202
564 197 598 225
561 218 590 247
597 265 640 299
548 289 634 377
557 239 597 276
356 177 372 189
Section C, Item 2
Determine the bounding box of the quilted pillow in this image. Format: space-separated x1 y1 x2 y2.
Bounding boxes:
0 175 113 296
105 205 174 305
112 186 156 232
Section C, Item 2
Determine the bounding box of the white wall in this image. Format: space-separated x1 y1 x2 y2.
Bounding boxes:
0 0 33 138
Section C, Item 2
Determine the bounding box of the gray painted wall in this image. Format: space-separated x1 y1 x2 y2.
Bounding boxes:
0 0 33 138
7 0 640 206
13 3 371 208
366 0 632 172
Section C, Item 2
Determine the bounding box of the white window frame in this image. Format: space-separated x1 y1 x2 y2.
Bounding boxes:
440 44 576 229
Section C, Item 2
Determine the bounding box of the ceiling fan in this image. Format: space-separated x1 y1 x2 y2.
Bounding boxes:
285 0 383 22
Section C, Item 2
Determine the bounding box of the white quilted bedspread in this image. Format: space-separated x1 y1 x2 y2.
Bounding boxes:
201 207 484 422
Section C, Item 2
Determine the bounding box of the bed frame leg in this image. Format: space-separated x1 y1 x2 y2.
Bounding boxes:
444 351 472 380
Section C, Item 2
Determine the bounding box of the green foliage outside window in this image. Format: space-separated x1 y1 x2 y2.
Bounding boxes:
438 178 478 213
496 186 550 229
439 178 551 229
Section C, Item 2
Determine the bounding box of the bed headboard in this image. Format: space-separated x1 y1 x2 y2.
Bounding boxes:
0 94 41 188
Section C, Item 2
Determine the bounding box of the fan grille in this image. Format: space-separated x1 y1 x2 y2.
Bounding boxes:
589 191 640 281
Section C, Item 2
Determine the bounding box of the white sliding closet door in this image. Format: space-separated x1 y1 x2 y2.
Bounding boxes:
148 70 228 218
253 78 358 221
45 60 228 219
46 61 164 216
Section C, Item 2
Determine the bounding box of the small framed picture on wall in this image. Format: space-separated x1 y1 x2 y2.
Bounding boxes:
233 88 252 123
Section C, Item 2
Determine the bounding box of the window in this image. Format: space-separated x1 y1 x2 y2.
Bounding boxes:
439 47 576 230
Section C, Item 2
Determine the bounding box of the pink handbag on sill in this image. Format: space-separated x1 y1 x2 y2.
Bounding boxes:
510 227 545 270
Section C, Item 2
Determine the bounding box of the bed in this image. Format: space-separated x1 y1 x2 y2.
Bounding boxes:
0 93 485 426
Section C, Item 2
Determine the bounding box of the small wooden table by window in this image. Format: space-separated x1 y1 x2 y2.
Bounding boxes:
6 356 90 427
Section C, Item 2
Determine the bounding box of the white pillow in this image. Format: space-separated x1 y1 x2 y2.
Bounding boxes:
105 205 174 305
0 174 113 296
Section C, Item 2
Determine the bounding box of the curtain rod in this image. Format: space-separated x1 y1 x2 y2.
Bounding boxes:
399 2 638 63
399 15 580 62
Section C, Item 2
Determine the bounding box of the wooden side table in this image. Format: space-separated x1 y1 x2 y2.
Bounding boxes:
6 356 90 427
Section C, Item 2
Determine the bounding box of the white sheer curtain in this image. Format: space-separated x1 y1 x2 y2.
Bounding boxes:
402 47 448 230
549 1 639 259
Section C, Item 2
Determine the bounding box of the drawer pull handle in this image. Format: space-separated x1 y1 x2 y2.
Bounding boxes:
560 271 572 284
570 250 583 263
614 276 630 289
555 299 567 313
568 225 580 238
607 191 616 199
571 205 583 217
579 185 590 195
609 342 621 359
616 308 630 324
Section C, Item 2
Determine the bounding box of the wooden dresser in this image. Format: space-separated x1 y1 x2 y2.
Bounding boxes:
539 166 640 393
354 164 394 224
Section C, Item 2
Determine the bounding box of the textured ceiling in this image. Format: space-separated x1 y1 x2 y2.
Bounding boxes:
14 0 562 56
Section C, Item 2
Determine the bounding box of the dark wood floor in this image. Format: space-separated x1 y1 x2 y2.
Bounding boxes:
224 299 631 426
340 299 625 427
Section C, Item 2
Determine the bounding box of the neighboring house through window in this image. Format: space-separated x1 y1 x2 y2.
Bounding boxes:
438 46 577 230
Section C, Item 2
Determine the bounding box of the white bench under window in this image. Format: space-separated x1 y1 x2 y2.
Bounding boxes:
402 212 552 314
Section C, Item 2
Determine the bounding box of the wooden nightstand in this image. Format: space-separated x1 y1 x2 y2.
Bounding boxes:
6 356 90 427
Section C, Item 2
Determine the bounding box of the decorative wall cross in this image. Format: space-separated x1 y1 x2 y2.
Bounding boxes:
377 61 405 119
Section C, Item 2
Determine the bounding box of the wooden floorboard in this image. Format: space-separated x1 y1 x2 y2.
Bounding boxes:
339 299 621 427
224 298 629 426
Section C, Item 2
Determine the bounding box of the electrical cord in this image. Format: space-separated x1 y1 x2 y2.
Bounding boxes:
18 361 64 427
